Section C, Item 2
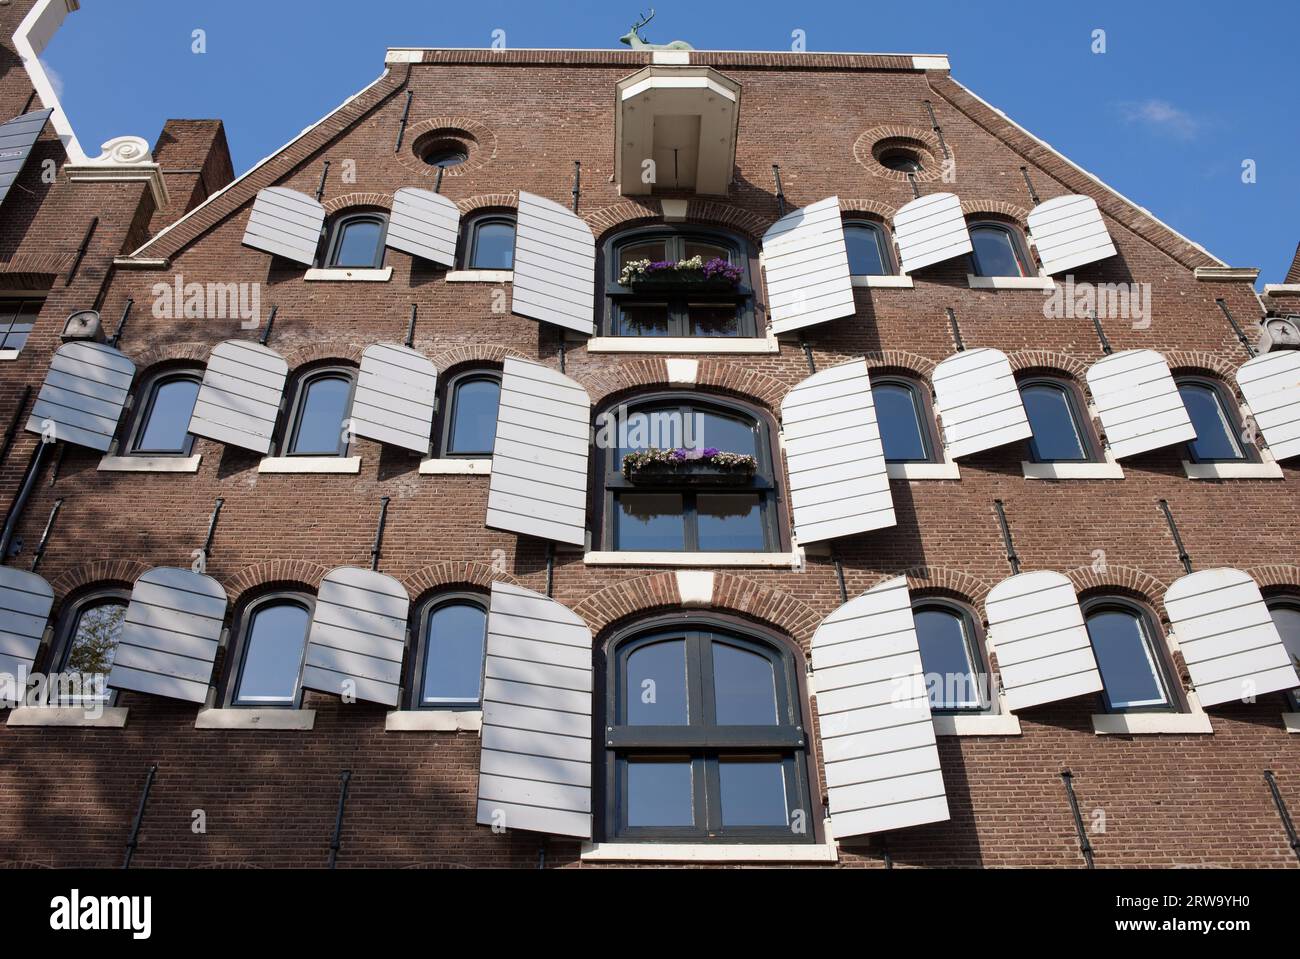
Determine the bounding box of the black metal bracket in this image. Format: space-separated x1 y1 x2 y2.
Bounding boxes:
1019 166 1041 205
29 498 62 572
571 160 582 213
65 216 99 286
394 89 413 153
906 171 921 199
200 498 223 568
922 100 949 159
123 764 158 869
327 770 352 869
259 305 278 346
545 541 556 598
1090 309 1112 355
405 304 418 348
1215 298 1256 358
1158 499 1193 574
946 308 965 352
1264 770 1300 864
108 298 133 348
434 166 444 194
993 500 1020 575
772 164 785 216
1060 770 1095 868
315 161 330 202
370 497 390 572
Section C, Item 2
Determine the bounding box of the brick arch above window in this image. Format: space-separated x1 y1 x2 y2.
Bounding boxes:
322 193 393 215
280 344 365 368
581 358 788 413
862 349 938 380
48 560 151 603
960 199 1031 224
1164 350 1240 382
1066 564 1169 614
1246 564 1300 592
840 198 897 220
223 560 329 602
128 342 213 371
1006 350 1091 380
428 343 530 373
586 199 770 245
402 561 520 598
880 566 995 608
456 193 517 215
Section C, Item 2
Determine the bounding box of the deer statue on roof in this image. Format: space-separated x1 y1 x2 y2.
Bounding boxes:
619 9 694 51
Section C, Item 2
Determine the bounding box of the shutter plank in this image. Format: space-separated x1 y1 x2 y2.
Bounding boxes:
1027 194 1117 275
477 582 592 838
1236 352 1300 461
25 342 135 452
242 187 325 265
0 567 54 680
762 196 856 334
348 343 437 454
510 191 595 335
188 340 289 454
893 192 972 274
0 109 52 209
932 348 1032 458
385 187 460 266
812 577 949 839
301 567 410 707
1086 349 1195 459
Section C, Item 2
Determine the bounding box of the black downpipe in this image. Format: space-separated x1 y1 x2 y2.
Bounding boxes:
123 764 158 869
29 497 62 572
1264 770 1300 864
327 770 352 869
0 385 32 465
1060 770 1095 868
1158 499 1193 574
0 441 50 560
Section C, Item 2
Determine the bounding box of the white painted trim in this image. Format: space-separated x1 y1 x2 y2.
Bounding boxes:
580 842 838 863
660 199 688 222
65 163 168 209
445 270 512 283
258 456 361 474
888 460 960 480
675 570 714 606
932 712 1022 736
586 334 779 354
98 454 202 473
385 709 482 731
385 49 424 63
13 0 85 162
967 274 1056 291
6 706 128 728
1181 459 1283 480
665 358 698 384
851 274 914 288
1263 284 1300 295
0 349 21 362
1283 713 1300 733
1194 267 1259 283
911 55 951 71
195 708 316 730
1091 712 1213 735
112 257 170 270
304 267 393 282
1022 459 1124 480
652 51 692 65
584 551 803 569
419 458 491 474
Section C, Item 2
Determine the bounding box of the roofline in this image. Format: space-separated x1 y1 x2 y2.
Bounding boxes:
384 46 952 56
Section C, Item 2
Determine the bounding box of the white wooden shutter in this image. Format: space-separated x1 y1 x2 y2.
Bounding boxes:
241 186 325 265
25 341 135 452
510 191 596 335
813 576 949 838
486 357 589 546
348 343 437 454
1236 352 1300 461
107 568 227 703
1027 194 1117 275
985 570 1102 711
0 567 54 683
0 109 52 209
762 196 856 335
893 192 972 274
187 340 289 454
1164 568 1300 707
302 567 410 707
932 348 1032 458
477 582 592 839
385 187 460 266
781 359 894 544
1086 350 1195 459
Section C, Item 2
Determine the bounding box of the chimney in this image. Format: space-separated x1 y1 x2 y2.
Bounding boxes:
148 119 234 236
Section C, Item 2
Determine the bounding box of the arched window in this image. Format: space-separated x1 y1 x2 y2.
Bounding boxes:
602 620 813 842
1176 376 1252 463
600 395 781 553
127 368 201 456
844 219 896 276
1019 377 1099 463
50 589 129 707
324 211 388 269
459 212 515 270
871 375 940 463
1082 598 1177 713
968 221 1033 278
913 600 987 711
283 366 356 457
410 593 488 708
439 368 502 457
227 593 313 707
1265 596 1300 710
603 226 756 337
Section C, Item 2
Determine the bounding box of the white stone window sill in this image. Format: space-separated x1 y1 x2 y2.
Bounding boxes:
258 456 361 474
385 709 483 732
98 454 202 473
195 708 316 730
1022 460 1124 480
888 460 960 480
419 458 491 474
1091 712 1213 735
967 274 1056 290
0 348 20 361
1181 459 1283 480
445 270 512 283
851 274 914 288
579 842 838 863
932 712 1022 736
584 551 803 569
304 267 392 282
586 335 779 354
1283 713 1300 733
6 706 129 728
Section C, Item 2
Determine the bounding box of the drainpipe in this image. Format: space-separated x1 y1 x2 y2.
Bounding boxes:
0 442 51 561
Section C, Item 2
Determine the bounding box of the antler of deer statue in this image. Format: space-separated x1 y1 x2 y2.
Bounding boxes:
619 9 694 51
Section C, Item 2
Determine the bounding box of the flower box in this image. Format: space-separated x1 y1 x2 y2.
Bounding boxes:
622 448 757 485
619 255 743 290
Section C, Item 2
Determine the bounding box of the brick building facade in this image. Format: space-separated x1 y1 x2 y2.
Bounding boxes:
0 1 1297 868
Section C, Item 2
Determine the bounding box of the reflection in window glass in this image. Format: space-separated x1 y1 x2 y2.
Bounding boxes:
697 411 757 458
332 219 383 268
1023 384 1088 462
619 241 667 271
914 607 981 710
696 494 764 552
235 602 311 706
712 643 778 725
875 383 929 462
290 376 352 455
626 640 688 725
718 759 788 826
470 221 515 270
1268 604 1300 672
448 378 501 455
1086 609 1169 711
1179 384 1244 462
0 299 40 352
420 602 487 706
614 302 671 337
845 224 889 275
135 377 199 454
683 241 729 262
970 226 1027 277
626 759 694 826
62 602 126 705
689 303 739 337
616 494 686 550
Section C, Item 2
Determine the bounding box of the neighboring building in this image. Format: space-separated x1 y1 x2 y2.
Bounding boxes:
0 2 1297 868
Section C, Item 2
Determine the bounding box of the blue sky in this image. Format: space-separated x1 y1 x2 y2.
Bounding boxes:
42 0 1298 284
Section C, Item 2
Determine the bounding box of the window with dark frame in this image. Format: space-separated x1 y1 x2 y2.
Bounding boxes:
872 375 940 463
968 221 1033 278
127 369 201 456
601 396 781 553
602 621 814 843
50 590 129 708
410 593 488 709
1019 377 1100 463
0 297 41 352
1176 376 1253 464
844 220 896 276
283 367 356 457
439 368 502 458
324 211 388 269
227 594 313 708
1264 597 1300 711
913 601 987 712
459 212 516 271
603 227 756 338
1082 598 1178 714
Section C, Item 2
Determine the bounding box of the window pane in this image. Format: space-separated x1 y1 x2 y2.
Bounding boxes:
333 220 382 267
688 303 740 337
235 602 310 705
718 759 788 826
614 302 671 337
914 608 981 709
712 642 778 724
682 241 729 263
0 300 37 351
625 639 688 724
696 410 758 457
135 378 199 453
448 378 500 454
1268 605 1300 673
290 376 351 455
845 225 888 275
1023 384 1087 461
619 241 668 272
615 493 686 550
696 493 765 552
60 601 125 706
875 383 929 462
420 603 487 705
1086 609 1168 710
1179 384 1243 461
970 227 1026 277
471 222 514 270
626 759 694 826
